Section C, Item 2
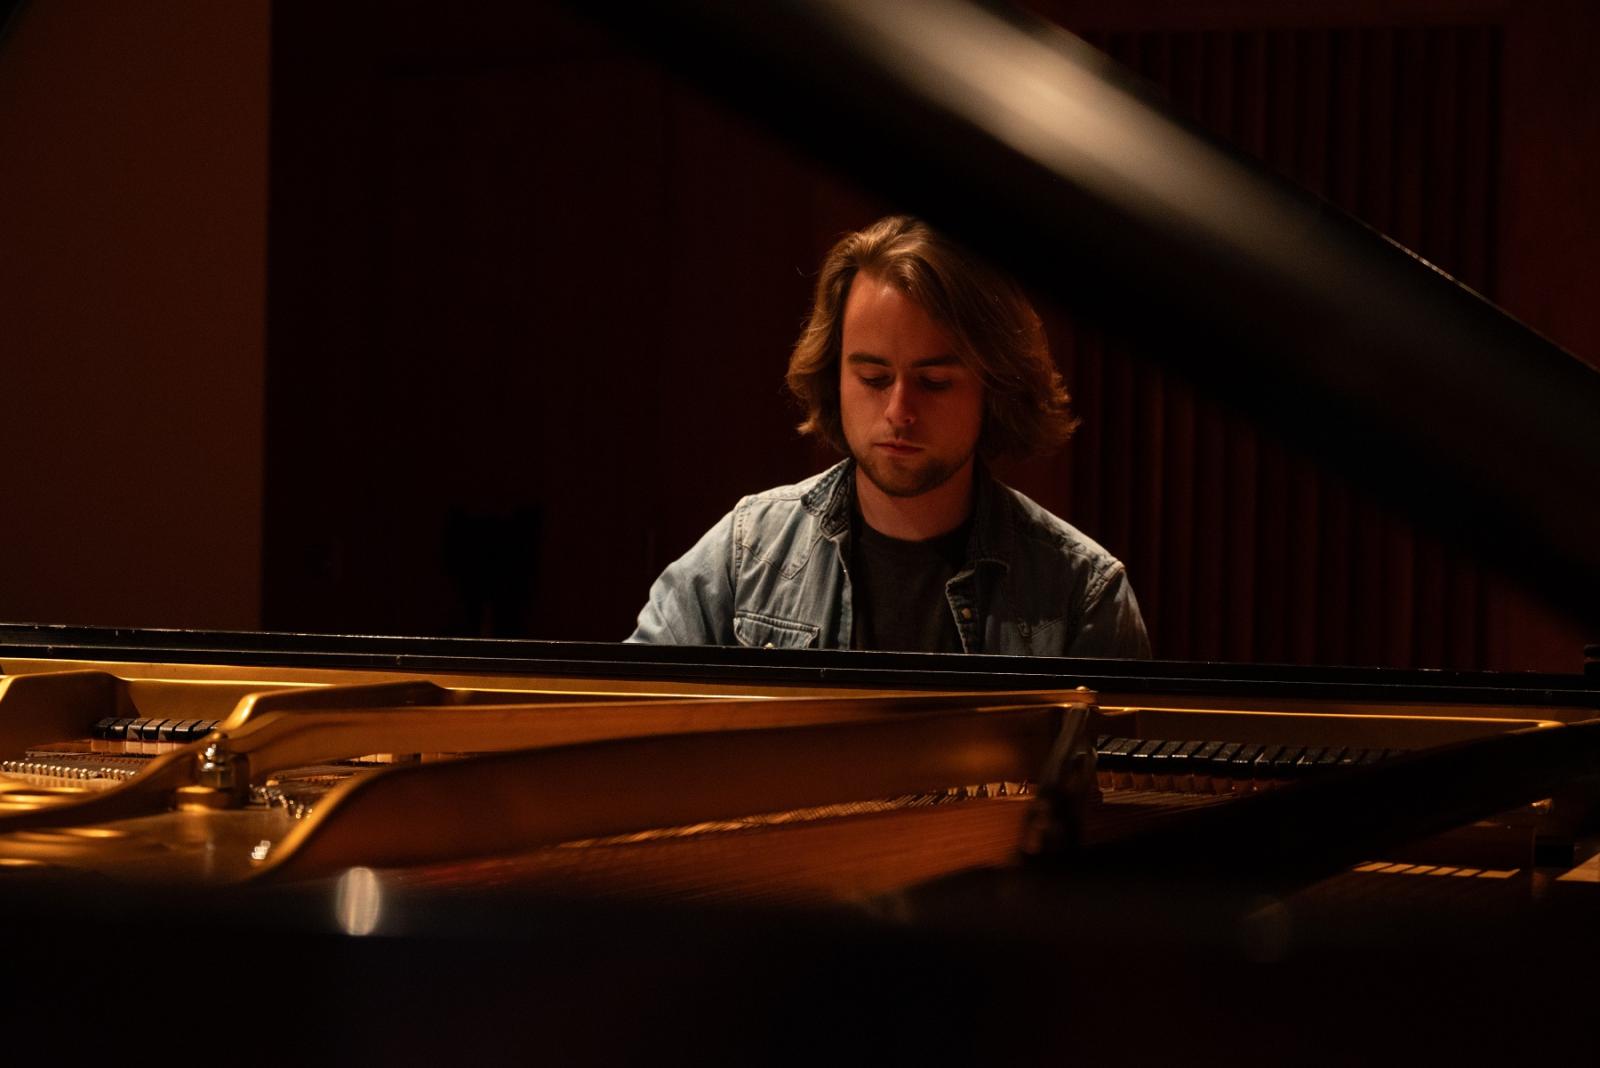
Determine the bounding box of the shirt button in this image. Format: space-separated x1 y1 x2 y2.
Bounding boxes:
960 607 973 621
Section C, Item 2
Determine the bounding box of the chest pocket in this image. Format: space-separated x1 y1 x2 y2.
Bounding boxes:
1012 616 1064 657
733 611 819 649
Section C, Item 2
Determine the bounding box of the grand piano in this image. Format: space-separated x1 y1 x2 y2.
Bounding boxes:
1 626 1597 1058
4 1 1600 1061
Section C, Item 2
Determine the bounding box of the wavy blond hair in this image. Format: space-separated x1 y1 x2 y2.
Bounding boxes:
786 216 1077 458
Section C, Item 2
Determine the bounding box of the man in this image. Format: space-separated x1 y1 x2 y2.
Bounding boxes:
628 215 1149 658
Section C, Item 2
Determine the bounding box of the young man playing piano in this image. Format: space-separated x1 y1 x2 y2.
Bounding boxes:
628 215 1149 658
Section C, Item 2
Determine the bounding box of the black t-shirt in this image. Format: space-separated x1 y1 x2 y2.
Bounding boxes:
849 508 972 652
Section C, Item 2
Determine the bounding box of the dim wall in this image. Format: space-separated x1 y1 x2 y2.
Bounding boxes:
0 0 268 628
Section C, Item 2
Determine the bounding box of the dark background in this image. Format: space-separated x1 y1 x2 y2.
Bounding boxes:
1 0 1596 670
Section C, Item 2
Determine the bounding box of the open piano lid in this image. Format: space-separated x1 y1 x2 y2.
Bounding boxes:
602 0 1600 626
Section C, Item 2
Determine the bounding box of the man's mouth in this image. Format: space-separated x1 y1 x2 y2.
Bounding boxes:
876 441 922 455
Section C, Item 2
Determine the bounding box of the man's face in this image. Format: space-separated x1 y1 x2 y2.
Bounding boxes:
838 273 984 499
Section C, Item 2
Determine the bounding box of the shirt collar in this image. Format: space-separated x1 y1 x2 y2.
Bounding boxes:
808 458 1012 571
967 462 1013 571
802 459 855 538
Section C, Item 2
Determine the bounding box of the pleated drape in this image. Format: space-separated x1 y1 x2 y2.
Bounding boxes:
1061 26 1501 667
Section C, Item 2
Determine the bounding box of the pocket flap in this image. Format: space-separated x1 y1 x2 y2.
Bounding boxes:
733 612 820 649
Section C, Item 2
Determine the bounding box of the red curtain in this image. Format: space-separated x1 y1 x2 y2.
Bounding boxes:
1057 26 1501 667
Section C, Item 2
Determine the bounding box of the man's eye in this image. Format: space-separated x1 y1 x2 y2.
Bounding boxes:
860 376 891 390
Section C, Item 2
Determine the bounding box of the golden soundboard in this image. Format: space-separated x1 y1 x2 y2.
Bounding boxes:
3 628 1599 1061
3 626 1597 906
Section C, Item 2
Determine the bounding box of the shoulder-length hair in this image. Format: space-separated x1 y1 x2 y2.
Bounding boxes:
786 215 1077 458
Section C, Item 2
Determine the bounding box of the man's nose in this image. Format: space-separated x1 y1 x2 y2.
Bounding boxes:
884 380 916 426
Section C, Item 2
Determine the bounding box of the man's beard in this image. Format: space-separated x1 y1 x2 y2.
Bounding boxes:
853 446 972 499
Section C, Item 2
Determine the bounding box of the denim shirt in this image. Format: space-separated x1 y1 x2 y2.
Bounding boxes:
627 460 1150 658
